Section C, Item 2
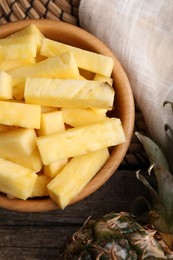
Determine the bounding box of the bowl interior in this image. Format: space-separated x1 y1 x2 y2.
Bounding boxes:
0 19 134 212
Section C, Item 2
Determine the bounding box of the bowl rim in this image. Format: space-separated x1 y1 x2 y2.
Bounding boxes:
0 19 135 212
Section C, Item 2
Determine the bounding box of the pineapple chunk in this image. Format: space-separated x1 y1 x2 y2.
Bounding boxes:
0 71 12 100
0 101 41 129
40 38 114 77
24 78 114 110
37 110 67 177
36 118 126 165
94 74 113 86
38 110 65 136
0 35 37 62
47 148 110 209
0 58 36 72
44 158 68 178
10 52 80 87
61 108 107 127
31 174 51 197
10 148 43 173
0 158 37 200
0 128 37 159
8 24 43 51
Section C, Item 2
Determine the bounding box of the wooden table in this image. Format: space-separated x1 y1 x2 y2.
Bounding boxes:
0 165 152 259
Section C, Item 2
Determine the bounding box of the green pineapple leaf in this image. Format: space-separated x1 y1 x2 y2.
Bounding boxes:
135 132 173 235
135 132 169 170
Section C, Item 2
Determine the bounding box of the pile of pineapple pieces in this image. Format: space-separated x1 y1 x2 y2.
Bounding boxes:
0 24 126 209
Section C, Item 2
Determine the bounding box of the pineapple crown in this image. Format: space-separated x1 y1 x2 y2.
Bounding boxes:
133 102 173 248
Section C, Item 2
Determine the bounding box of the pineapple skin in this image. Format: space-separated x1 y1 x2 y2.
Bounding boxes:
61 212 173 259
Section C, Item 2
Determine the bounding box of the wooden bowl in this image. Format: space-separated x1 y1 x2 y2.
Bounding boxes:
0 19 134 212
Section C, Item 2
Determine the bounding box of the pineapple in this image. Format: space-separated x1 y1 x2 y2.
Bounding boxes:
10 148 43 173
36 118 126 165
61 107 107 127
48 148 110 209
31 174 51 197
37 110 65 136
61 212 173 259
10 52 79 86
38 110 68 177
0 128 37 159
10 52 79 100
0 35 37 62
40 37 114 77
24 78 114 110
8 24 43 51
0 57 36 71
134 131 173 249
0 71 12 100
0 158 37 200
0 101 41 129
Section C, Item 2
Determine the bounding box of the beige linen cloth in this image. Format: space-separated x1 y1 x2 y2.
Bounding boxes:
79 0 173 167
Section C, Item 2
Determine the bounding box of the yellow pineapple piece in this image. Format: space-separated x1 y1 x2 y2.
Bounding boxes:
0 35 37 62
31 174 51 197
0 128 37 159
38 110 65 136
0 101 41 129
9 24 43 51
24 78 114 110
0 157 38 200
0 58 36 72
61 108 106 127
0 71 12 100
10 52 80 87
40 38 114 77
11 148 43 173
94 74 113 86
47 148 109 209
44 158 68 178
37 110 67 177
36 118 126 165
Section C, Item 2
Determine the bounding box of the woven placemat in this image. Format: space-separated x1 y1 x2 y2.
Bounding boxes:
0 0 148 168
0 0 80 25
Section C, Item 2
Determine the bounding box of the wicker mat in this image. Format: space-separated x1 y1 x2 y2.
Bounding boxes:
0 0 148 169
